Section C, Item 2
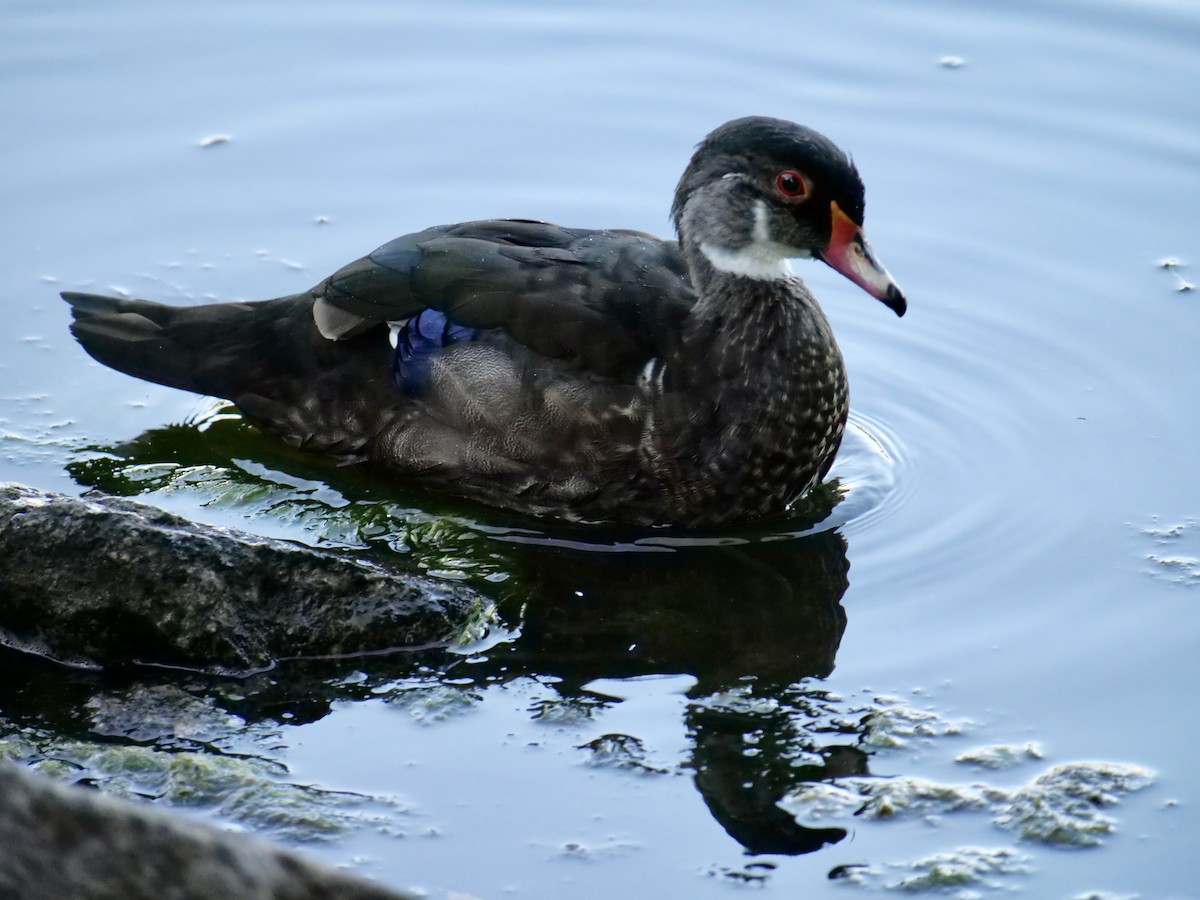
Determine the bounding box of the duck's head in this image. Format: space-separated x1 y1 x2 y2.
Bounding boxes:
672 116 905 316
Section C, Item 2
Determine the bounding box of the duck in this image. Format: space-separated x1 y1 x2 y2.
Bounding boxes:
63 116 905 528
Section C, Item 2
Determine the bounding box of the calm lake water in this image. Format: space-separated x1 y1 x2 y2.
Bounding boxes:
3 0 1200 896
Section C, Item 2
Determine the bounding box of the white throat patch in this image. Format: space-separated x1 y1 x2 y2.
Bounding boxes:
699 201 798 281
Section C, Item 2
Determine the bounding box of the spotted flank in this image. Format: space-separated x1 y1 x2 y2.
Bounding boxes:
393 308 476 396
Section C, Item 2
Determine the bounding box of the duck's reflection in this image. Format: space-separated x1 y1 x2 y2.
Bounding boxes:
498 531 847 688
489 530 856 854
24 416 865 856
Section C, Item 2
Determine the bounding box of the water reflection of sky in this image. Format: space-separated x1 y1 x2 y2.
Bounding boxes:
2 0 1200 896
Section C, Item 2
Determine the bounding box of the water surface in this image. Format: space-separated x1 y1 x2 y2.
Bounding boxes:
2 0 1200 896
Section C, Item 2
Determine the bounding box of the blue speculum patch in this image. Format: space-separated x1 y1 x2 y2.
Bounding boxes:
393 308 476 396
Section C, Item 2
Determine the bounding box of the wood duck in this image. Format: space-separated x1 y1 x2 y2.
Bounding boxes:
64 116 905 527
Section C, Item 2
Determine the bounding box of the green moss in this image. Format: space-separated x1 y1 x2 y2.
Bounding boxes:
18 738 407 842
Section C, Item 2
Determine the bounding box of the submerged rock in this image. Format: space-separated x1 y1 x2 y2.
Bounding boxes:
779 780 866 826
829 845 1028 893
889 846 1027 891
859 701 972 749
783 760 1155 849
783 775 989 827
0 762 413 900
0 483 493 674
3 677 415 846
27 740 408 843
580 733 670 775
955 743 1043 770
994 761 1155 847
85 683 245 743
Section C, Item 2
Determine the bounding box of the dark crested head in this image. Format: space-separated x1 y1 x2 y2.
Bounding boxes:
672 116 905 315
672 116 865 231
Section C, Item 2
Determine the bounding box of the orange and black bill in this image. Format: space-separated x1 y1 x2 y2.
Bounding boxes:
818 201 906 317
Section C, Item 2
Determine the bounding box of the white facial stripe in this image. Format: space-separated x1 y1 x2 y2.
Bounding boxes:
700 243 794 280
700 201 796 281
752 199 770 243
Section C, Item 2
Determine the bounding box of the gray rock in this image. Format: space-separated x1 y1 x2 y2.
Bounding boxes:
0 761 414 900
0 483 492 674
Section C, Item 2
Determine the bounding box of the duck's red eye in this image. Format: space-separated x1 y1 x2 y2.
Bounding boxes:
775 170 810 199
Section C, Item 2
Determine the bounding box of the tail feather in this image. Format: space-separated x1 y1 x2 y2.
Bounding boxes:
63 291 270 399
62 291 398 460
